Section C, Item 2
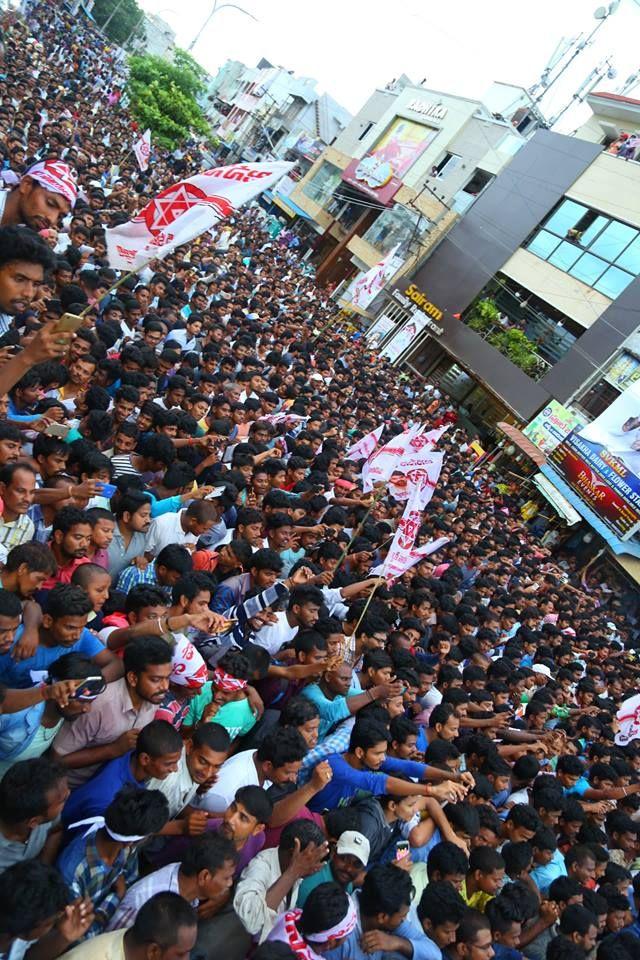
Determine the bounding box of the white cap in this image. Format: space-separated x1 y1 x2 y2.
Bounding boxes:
532 663 551 678
336 830 370 865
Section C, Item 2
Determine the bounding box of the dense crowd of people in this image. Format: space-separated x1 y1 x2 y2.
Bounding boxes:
0 2 638 960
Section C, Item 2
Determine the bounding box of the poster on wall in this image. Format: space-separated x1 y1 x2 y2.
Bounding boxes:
523 400 586 455
381 314 428 363
551 379 640 537
342 117 438 204
365 313 396 345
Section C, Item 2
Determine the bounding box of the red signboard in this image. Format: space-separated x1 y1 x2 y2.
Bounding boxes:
341 156 402 205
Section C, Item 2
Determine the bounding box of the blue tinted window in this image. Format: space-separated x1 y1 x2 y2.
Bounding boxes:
594 266 634 299
569 253 608 286
528 231 559 260
548 242 581 271
616 235 640 275
544 200 588 236
590 221 638 261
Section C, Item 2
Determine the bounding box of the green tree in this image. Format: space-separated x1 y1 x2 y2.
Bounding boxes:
127 53 210 149
92 0 144 47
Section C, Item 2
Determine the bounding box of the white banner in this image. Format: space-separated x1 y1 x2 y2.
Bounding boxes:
615 693 640 746
106 161 293 270
361 424 423 492
376 482 449 580
388 450 443 509
133 128 151 172
350 244 400 311
345 425 383 462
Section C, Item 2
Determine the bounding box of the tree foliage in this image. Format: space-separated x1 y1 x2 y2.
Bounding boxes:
466 297 542 376
92 0 144 47
127 53 209 149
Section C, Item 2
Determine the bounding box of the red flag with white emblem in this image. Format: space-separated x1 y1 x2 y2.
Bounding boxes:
105 161 293 270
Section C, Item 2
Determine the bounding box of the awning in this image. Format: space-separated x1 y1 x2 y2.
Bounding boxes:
497 422 547 467
272 194 312 220
539 464 640 557
612 552 640 585
532 472 581 525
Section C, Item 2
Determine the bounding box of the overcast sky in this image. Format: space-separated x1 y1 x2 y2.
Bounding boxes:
140 0 640 132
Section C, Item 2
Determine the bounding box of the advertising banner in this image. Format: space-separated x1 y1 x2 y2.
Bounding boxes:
551 379 640 537
381 315 428 363
342 117 437 204
523 400 586 455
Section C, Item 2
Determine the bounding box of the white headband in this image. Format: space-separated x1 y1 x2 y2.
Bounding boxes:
68 816 146 844
305 898 358 944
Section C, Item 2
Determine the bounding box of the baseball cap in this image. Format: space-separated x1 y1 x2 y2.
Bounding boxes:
336 830 370 865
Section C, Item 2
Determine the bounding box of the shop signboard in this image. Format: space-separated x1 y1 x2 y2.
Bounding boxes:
551 378 640 537
523 400 586 455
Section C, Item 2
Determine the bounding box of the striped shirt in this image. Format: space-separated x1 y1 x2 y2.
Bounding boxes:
0 514 35 550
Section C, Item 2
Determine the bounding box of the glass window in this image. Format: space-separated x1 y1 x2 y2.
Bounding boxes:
575 213 608 248
544 199 588 237
616 235 640 275
302 163 341 205
590 221 638 261
569 253 608 286
594 266 634 299
527 230 560 260
362 204 422 256
548 241 581 272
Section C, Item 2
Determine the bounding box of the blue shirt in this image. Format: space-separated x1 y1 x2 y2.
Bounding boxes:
301 684 362 739
530 848 567 895
564 776 590 797
308 753 390 811
0 627 104 688
62 751 144 827
0 702 46 761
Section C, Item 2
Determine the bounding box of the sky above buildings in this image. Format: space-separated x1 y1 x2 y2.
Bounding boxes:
141 0 640 130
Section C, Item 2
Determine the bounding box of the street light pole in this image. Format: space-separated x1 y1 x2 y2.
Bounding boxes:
188 0 257 52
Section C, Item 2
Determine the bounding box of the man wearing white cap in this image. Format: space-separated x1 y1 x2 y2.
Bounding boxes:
0 159 77 230
297 830 370 907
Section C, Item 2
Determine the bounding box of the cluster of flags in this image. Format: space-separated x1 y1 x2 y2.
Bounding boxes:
347 423 449 582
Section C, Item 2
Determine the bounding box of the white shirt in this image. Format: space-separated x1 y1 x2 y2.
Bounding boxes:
144 510 197 556
146 749 198 818
233 847 301 943
193 749 271 813
253 611 298 656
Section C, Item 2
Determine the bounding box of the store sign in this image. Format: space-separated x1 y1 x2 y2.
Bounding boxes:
391 283 444 331
551 379 640 537
523 400 586 455
406 99 448 121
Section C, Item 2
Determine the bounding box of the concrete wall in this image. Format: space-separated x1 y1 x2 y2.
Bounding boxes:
566 152 640 227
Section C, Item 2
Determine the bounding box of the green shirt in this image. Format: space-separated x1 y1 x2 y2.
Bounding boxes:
185 682 256 740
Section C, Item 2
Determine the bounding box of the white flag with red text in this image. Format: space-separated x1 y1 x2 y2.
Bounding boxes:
133 129 152 172
105 161 293 270
361 424 423 492
345 425 384 462
375 484 449 580
350 244 400 311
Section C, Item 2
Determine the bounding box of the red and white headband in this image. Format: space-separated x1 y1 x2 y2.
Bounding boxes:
23 160 78 208
211 665 248 692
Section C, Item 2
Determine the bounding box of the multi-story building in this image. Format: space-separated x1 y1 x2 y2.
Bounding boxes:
207 59 350 166
140 13 176 61
286 78 543 287
369 95 640 430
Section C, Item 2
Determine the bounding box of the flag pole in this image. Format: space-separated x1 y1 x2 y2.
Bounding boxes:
334 484 388 571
